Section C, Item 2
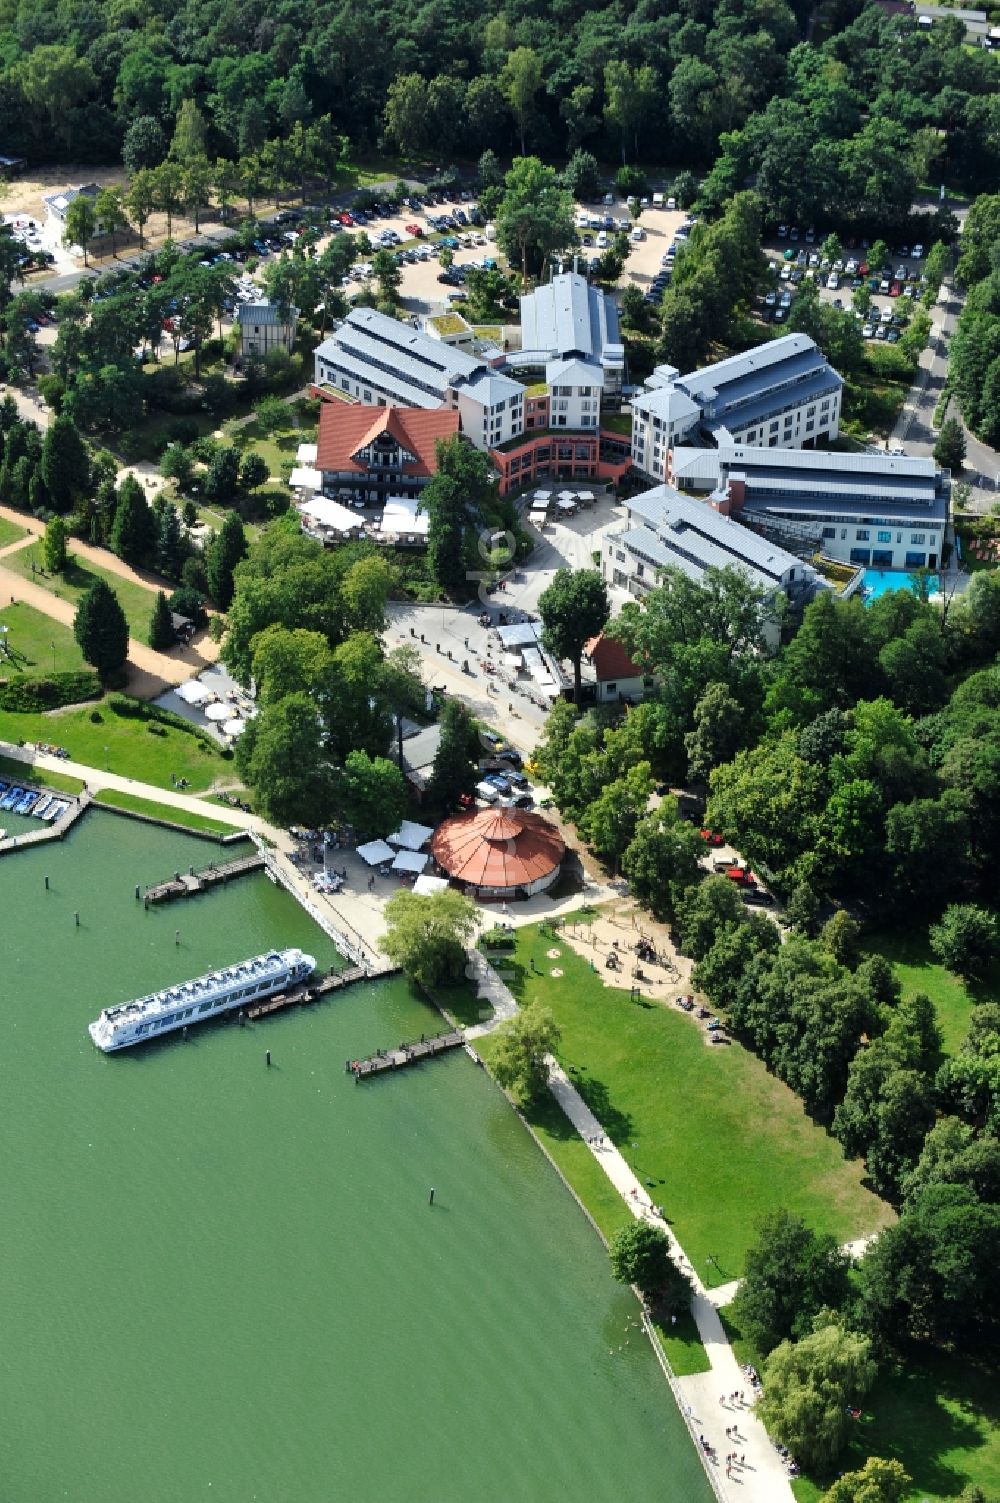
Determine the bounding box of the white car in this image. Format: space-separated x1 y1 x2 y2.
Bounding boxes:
575 212 589 228
597 231 608 248
882 305 894 323
911 243 924 258
862 322 875 338
630 227 645 243
826 272 839 290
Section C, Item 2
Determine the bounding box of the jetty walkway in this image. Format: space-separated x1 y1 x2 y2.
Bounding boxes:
246 964 370 1020
143 851 264 904
348 1029 465 1079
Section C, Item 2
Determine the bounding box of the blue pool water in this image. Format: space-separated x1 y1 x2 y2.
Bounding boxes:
862 568 940 603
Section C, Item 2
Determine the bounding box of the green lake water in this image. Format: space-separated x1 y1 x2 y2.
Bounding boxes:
0 810 711 1503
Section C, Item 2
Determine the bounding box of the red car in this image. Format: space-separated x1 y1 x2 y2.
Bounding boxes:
404 223 424 238
889 281 901 296
699 828 724 846
338 212 355 227
858 262 869 276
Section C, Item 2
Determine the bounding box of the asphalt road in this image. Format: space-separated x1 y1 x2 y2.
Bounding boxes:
891 282 1000 515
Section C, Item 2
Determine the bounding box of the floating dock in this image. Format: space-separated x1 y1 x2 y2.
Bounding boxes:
143 852 265 904
245 964 369 1019
348 1030 466 1080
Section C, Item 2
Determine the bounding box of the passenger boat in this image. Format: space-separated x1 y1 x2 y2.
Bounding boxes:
33 797 51 818
1 786 21 811
88 948 317 1052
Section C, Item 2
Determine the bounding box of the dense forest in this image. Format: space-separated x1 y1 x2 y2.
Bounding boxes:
0 0 996 196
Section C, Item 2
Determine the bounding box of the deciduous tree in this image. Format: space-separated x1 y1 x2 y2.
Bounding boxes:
339 749 408 837
609 1221 691 1309
730 1211 852 1356
491 1002 561 1103
538 568 609 703
758 1318 877 1470
380 888 478 988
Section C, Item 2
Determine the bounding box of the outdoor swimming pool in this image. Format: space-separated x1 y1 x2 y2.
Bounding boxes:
862 568 939 603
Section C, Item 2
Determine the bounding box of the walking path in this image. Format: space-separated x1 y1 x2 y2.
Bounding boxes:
0 506 220 696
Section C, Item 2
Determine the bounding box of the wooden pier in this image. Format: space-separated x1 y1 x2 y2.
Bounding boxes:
348 1029 465 1080
143 852 264 904
0 788 91 856
245 964 369 1020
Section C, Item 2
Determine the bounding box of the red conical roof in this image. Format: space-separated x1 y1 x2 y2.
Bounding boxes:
431 807 565 890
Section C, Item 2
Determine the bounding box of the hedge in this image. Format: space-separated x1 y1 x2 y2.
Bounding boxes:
0 671 101 712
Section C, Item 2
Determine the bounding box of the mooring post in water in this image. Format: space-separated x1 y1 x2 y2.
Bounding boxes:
428 1187 435 1206
175 930 180 945
135 884 140 900
265 1050 271 1068
74 912 79 926
44 874 49 890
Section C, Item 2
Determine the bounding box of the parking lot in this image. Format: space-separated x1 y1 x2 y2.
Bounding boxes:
761 225 930 343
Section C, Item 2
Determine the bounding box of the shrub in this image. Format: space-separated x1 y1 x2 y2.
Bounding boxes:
90 709 103 723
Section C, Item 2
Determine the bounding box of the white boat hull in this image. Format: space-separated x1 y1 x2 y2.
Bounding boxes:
89 949 316 1052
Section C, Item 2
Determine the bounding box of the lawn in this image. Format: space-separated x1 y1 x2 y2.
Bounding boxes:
0 703 227 791
0 515 26 549
5 545 162 642
655 1308 711 1377
93 787 240 836
225 402 317 482
865 928 999 1059
955 521 1000 574
0 601 86 675
0 752 84 794
477 923 892 1289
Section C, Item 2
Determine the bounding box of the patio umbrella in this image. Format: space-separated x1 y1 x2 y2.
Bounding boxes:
204 702 230 722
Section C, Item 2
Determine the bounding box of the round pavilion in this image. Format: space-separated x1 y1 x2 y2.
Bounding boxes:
430 807 565 900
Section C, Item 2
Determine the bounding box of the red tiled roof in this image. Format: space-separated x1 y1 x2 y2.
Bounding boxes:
583 632 642 682
315 402 459 478
431 808 565 890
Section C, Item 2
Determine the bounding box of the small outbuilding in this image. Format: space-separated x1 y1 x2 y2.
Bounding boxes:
431 807 565 900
